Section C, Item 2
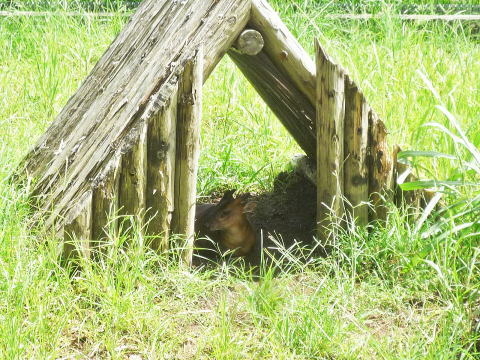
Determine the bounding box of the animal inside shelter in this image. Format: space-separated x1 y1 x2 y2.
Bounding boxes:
14 0 426 265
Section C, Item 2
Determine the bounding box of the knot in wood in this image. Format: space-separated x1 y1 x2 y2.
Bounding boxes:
352 175 367 186
181 93 195 105
279 50 288 60
227 15 237 24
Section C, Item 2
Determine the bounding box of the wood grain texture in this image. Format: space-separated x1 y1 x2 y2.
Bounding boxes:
171 48 203 266
145 87 178 252
118 120 148 230
63 190 92 260
91 153 122 242
15 0 251 232
250 0 316 107
229 49 316 159
368 110 394 221
343 76 369 225
233 29 264 55
315 40 345 240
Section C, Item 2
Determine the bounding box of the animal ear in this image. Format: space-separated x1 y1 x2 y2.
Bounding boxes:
223 189 236 199
219 189 236 205
243 201 257 214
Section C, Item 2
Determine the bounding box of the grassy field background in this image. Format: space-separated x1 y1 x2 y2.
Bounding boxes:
0 1 479 358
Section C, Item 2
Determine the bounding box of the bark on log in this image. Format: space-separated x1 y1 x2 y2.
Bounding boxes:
171 48 203 266
368 110 394 221
343 76 369 225
14 0 251 233
229 49 316 159
233 29 264 55
250 0 316 107
315 40 345 240
145 87 178 252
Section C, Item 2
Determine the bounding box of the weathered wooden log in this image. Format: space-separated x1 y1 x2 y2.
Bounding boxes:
145 87 178 252
315 40 345 239
250 0 316 107
368 110 394 221
343 76 369 225
229 49 316 159
63 190 92 260
171 48 203 266
118 121 148 235
14 0 251 234
91 153 122 242
232 29 264 55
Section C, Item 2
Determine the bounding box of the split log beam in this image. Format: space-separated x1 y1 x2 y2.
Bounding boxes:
14 0 251 233
368 111 394 221
171 48 203 266
315 40 345 240
145 87 178 252
229 49 316 159
343 76 369 225
250 0 316 107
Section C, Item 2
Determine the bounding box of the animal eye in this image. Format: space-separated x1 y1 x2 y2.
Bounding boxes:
221 210 230 218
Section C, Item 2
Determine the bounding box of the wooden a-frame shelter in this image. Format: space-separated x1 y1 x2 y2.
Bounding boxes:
15 0 408 264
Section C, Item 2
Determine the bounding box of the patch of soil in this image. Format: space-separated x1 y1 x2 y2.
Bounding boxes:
194 170 318 268
245 171 317 266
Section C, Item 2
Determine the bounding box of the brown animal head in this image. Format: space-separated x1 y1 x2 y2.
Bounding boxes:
204 189 255 232
197 189 257 256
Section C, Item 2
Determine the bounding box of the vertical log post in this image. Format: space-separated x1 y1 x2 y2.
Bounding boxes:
91 154 122 247
343 76 369 225
118 122 148 234
145 88 178 251
315 40 345 241
368 111 394 221
63 191 93 260
171 47 203 266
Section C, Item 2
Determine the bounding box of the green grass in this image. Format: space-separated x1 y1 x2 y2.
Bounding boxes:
0 2 479 359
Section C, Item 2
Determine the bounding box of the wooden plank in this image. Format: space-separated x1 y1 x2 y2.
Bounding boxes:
63 190 92 260
250 0 316 107
367 110 394 221
15 0 251 231
91 153 122 243
118 121 148 231
145 86 178 252
315 39 345 240
229 49 316 160
343 76 369 225
171 47 203 266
